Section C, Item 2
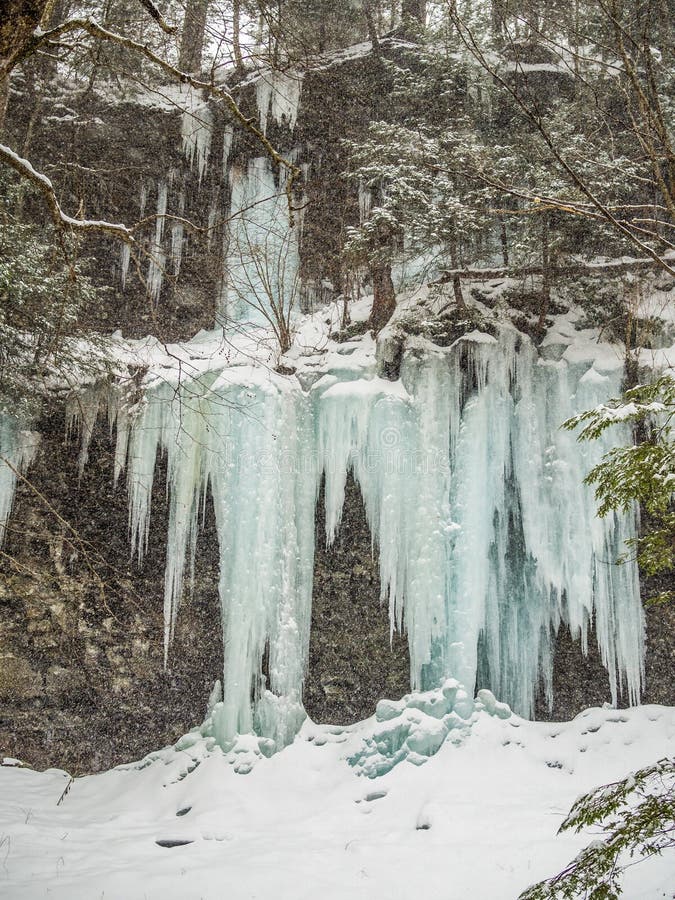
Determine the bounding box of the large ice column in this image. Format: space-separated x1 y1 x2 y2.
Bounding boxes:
210 371 315 747
121 366 315 749
315 329 644 717
220 158 300 326
509 348 644 710
0 415 40 545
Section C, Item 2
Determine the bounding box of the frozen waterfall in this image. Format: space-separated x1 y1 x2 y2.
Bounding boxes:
80 325 646 751
219 157 301 325
0 416 40 545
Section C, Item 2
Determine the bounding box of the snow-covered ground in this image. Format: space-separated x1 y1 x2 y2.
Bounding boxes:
1 702 673 900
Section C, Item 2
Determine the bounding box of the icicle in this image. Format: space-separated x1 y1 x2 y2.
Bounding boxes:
222 125 234 174
146 181 168 306
255 76 273 136
180 86 213 183
170 192 185 276
170 223 184 276
120 243 131 290
207 197 219 251
0 416 39 546
359 180 372 223
66 384 105 478
255 70 303 136
126 376 169 565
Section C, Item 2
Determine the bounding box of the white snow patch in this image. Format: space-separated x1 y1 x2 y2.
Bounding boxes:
0 702 672 900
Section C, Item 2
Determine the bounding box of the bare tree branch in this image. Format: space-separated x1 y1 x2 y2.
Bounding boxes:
3 17 300 187
137 0 177 35
433 253 675 284
0 142 135 242
1 14 302 239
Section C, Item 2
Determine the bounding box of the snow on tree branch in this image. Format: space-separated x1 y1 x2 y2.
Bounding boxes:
0 143 134 242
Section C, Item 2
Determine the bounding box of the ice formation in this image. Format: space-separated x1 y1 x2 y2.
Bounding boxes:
255 70 303 136
0 416 39 545
146 180 168 305
314 331 644 717
220 158 301 323
170 191 186 277
348 681 511 778
68 324 646 754
359 180 373 223
222 126 234 174
180 86 213 183
119 242 131 290
118 367 315 749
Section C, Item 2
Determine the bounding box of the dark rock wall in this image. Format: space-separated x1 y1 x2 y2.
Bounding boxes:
5 43 414 341
0 414 223 773
304 475 410 723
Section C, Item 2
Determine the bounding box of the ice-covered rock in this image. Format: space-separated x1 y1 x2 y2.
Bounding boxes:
0 416 40 545
348 684 512 778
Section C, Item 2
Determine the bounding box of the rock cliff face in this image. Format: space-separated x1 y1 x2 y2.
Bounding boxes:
6 42 402 340
1 45 672 774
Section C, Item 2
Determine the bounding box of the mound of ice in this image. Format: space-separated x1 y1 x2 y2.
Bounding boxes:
348 681 511 778
175 728 275 776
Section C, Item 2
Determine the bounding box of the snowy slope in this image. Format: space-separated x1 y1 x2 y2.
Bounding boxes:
1 702 673 900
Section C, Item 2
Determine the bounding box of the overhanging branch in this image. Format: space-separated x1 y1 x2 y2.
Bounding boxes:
4 17 300 187
0 143 135 242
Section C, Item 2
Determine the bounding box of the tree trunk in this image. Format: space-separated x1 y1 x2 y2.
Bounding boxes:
363 0 381 55
623 279 641 390
369 263 396 332
401 0 426 26
0 76 9 135
449 232 465 310
178 0 209 73
490 0 505 39
232 0 244 73
537 212 550 332
0 0 52 133
499 215 509 267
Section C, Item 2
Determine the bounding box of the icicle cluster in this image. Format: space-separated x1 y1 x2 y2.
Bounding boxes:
180 86 213 183
0 416 40 545
111 367 315 750
79 327 644 752
256 70 304 136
